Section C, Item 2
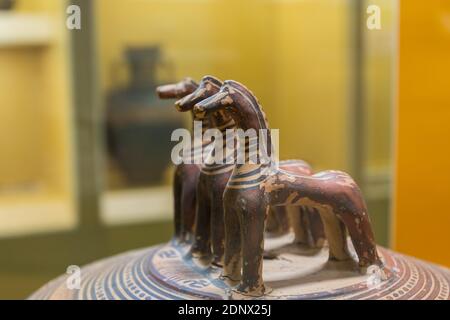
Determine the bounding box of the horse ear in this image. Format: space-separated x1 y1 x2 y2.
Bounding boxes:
202 75 223 87
184 77 198 86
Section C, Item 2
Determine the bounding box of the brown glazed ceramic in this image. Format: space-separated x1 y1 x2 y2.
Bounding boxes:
30 78 450 301
193 80 381 297
156 78 202 243
173 76 233 265
174 75 324 267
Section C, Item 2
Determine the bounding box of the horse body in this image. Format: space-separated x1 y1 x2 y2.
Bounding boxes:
265 170 379 266
194 80 382 296
175 77 235 265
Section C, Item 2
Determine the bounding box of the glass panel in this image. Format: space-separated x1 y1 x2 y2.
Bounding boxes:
0 0 399 299
0 0 76 237
96 0 397 240
363 0 396 245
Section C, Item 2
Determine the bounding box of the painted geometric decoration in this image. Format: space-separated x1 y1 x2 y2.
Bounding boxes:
30 235 450 300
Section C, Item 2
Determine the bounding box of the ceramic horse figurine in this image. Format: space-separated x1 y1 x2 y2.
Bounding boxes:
156 78 205 243
194 80 383 297
176 76 324 266
174 76 235 265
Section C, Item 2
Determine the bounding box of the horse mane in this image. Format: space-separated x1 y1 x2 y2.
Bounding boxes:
225 80 272 161
202 75 223 88
224 80 269 130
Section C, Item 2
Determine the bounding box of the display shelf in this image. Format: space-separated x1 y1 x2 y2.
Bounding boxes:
0 195 76 238
101 187 172 225
0 13 55 48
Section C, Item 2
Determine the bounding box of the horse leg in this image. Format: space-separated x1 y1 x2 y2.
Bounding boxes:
172 167 183 242
309 208 326 248
338 209 382 269
238 203 267 296
274 206 290 235
300 207 318 248
265 207 278 234
318 208 352 261
190 182 212 262
180 172 198 243
210 190 225 266
223 205 242 285
290 206 308 245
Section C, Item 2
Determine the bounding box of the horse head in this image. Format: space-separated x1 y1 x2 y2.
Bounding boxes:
156 77 198 99
175 75 223 112
194 80 265 129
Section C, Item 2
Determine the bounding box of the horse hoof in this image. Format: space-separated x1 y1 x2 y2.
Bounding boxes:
211 260 224 268
263 251 278 260
226 285 270 300
220 273 240 287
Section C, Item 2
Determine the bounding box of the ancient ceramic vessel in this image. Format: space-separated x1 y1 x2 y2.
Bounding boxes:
30 236 450 300
30 78 450 300
106 46 180 186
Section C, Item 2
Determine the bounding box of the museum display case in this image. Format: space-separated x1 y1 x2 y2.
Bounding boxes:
30 76 450 300
1 0 449 301
0 0 76 238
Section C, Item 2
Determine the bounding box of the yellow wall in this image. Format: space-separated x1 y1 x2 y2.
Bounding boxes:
394 0 450 267
271 0 351 170
0 0 73 199
96 0 355 171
